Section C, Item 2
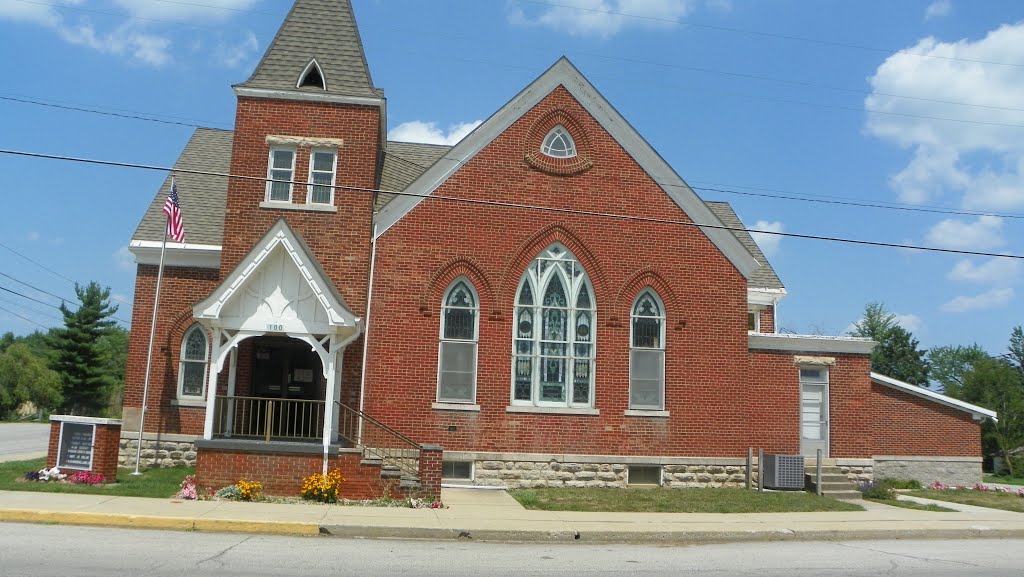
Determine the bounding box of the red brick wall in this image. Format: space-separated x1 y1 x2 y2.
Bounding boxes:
870 382 981 456
365 86 751 457
825 354 874 458
758 306 775 333
746 351 800 454
124 265 220 436
195 449 413 499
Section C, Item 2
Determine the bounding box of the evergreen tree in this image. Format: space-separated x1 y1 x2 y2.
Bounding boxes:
849 301 930 386
50 282 119 415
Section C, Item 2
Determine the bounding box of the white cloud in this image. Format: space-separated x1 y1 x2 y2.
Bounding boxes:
749 220 784 258
214 31 258 68
388 120 483 146
940 287 1014 312
924 0 952 20
924 215 1004 250
948 256 1021 284
865 23 1024 210
114 246 135 272
512 0 692 38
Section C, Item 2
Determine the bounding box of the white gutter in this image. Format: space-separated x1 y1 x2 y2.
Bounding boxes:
357 224 379 445
870 372 998 422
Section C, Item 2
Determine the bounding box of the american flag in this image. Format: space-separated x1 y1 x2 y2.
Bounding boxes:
163 177 186 243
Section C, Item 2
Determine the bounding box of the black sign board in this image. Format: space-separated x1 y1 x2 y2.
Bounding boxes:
58 422 95 470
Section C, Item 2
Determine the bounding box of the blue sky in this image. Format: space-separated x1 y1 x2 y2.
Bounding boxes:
0 0 1022 358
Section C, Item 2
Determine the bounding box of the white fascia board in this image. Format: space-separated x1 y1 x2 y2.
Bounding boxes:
749 333 875 354
233 86 383 107
870 372 998 422
373 58 761 280
748 287 787 307
129 239 221 269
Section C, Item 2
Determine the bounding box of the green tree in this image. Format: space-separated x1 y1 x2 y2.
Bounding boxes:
960 356 1024 477
1009 326 1024 377
96 326 129 415
927 344 988 397
0 343 62 419
849 302 930 387
50 282 119 415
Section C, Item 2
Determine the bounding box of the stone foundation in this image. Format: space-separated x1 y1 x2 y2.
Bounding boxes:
873 456 981 486
118 435 198 468
835 459 874 484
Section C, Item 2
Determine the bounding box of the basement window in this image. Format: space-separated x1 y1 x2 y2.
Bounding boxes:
442 460 473 481
627 465 662 486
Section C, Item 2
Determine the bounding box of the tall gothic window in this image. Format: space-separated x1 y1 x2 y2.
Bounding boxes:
179 325 209 399
630 290 665 410
513 244 595 407
438 279 479 403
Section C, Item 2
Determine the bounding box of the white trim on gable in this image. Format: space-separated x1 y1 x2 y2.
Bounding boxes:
193 219 360 336
749 287 787 307
373 57 761 280
297 58 327 91
870 372 997 422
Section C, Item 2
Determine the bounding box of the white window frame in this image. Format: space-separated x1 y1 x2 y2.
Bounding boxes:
265 146 296 203
307 148 337 205
296 58 327 90
748 308 761 332
441 460 475 481
437 278 479 404
629 289 666 410
540 125 577 158
178 324 209 400
511 244 596 409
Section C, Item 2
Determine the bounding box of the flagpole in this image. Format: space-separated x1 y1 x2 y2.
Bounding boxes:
133 178 173 475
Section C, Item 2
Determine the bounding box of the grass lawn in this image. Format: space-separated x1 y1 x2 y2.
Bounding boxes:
984 474 1024 486
509 487 863 513
0 458 190 499
865 497 955 512
908 489 1024 513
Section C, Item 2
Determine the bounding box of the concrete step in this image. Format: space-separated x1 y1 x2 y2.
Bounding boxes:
821 490 863 500
380 465 402 479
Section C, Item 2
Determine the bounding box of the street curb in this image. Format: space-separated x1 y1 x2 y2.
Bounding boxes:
317 524 1024 544
0 510 321 536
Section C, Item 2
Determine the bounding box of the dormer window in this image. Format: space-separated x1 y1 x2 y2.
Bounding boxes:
297 59 326 90
541 125 576 158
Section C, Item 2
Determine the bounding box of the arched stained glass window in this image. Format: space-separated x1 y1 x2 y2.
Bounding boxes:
541 126 577 158
179 325 209 399
438 279 479 403
630 290 665 410
512 244 595 407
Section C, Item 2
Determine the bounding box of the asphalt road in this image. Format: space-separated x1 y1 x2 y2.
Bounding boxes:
1 523 1023 576
0 423 49 462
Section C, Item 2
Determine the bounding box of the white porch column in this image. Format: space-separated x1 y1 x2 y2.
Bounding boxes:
202 329 223 440
321 336 340 473
331 348 344 444
224 347 238 437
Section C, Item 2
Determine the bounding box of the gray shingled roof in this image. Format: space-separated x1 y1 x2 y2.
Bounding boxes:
134 128 233 245
706 202 784 290
377 141 451 210
237 0 380 99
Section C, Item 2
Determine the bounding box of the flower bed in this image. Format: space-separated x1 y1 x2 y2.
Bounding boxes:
928 481 1024 497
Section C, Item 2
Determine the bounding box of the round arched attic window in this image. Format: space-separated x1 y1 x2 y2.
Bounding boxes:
541 125 577 158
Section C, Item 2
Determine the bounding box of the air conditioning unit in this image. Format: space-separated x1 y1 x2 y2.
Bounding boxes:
761 454 805 489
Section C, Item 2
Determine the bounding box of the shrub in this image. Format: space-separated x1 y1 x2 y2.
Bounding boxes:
176 475 199 500
878 478 921 490
858 480 896 500
66 471 105 485
301 469 344 503
236 478 263 501
215 484 242 500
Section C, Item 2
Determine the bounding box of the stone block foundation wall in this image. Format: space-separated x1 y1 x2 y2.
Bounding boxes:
873 456 982 487
118 433 198 468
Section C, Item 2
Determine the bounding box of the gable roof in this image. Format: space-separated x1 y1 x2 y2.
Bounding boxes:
871 372 997 421
374 57 761 281
235 0 380 101
133 128 232 246
706 202 784 291
377 141 451 211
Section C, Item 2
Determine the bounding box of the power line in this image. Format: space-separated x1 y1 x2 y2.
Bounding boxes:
2 147 1021 261
519 0 1024 68
0 295 64 324
0 95 229 129
0 243 133 308
0 273 131 326
0 303 50 331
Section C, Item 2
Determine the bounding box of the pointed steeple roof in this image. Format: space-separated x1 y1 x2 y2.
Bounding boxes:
236 0 381 101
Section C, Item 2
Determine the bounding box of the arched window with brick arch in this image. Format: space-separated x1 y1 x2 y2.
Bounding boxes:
512 244 595 408
178 324 209 400
630 289 665 410
438 279 479 404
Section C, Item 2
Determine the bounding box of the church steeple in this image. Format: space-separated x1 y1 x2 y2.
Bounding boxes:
236 0 381 100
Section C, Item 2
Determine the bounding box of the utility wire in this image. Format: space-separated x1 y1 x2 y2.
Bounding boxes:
2 147 1021 261
0 95 229 129
520 0 1024 68
0 274 131 326
0 303 50 331
0 295 64 324
0 244 133 308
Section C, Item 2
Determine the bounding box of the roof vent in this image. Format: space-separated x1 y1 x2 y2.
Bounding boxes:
297 59 326 90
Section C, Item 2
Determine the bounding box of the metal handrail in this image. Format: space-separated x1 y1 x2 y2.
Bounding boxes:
335 401 422 480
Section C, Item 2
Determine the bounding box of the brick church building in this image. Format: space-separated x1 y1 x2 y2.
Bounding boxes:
122 0 994 496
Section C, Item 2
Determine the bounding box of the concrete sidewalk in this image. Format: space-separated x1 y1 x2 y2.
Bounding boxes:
1 487 1023 544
